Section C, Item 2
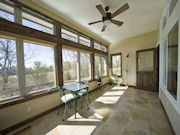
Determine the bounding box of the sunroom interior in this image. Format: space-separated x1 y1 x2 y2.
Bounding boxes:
0 0 180 135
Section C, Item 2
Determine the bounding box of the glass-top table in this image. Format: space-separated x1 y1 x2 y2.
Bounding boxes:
62 82 89 119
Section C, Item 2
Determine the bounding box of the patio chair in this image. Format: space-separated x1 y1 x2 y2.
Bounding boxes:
78 80 89 109
59 87 77 121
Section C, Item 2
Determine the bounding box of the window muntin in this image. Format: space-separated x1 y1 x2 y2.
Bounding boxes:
79 36 90 47
0 2 14 22
101 56 107 76
94 42 101 50
80 52 91 81
61 28 78 42
0 37 19 100
22 12 54 35
112 54 121 76
24 42 55 93
62 49 78 84
167 22 178 98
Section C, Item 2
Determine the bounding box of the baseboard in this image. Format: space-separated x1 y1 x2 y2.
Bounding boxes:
120 84 136 88
0 82 110 135
160 100 176 135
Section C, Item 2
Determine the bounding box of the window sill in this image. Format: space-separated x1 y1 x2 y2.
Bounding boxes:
0 88 58 109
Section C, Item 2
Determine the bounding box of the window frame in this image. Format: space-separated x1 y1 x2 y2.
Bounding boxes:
111 53 122 77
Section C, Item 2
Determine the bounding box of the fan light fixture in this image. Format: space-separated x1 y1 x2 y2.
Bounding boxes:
104 19 111 26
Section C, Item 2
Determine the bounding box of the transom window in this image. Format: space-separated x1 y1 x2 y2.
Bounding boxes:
22 12 54 35
0 2 14 22
61 28 78 42
79 36 90 47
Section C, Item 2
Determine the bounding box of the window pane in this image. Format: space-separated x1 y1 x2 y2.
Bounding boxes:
112 55 121 76
95 56 100 78
79 36 90 47
24 42 55 93
167 22 178 98
138 51 154 71
94 42 101 50
0 37 19 100
0 2 14 22
63 49 78 84
80 52 91 81
169 0 178 16
100 45 107 52
61 28 78 42
101 56 107 76
22 12 54 35
162 39 167 85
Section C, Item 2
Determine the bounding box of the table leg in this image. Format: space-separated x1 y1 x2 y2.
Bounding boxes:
86 87 89 110
74 98 77 119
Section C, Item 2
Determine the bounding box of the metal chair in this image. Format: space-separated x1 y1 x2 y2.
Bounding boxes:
59 87 77 121
77 80 89 109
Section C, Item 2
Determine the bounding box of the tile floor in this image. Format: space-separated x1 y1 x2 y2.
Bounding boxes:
10 85 173 135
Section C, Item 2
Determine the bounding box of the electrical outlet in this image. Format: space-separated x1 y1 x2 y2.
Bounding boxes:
27 106 31 112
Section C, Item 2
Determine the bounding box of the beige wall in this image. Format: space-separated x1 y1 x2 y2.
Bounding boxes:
0 78 109 130
159 0 180 135
110 31 158 86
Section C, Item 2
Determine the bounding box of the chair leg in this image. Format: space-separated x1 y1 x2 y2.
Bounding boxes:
86 92 89 110
81 97 83 108
62 103 67 121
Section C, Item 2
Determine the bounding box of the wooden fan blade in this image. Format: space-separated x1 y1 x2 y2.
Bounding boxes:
111 20 124 26
96 5 106 17
101 25 106 32
88 20 103 25
111 3 129 18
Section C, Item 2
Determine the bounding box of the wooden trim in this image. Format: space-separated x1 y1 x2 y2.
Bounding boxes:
0 88 58 109
110 53 122 77
0 82 110 134
160 100 176 135
0 18 57 45
7 0 109 47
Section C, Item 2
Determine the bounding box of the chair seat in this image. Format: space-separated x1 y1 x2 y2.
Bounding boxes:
61 93 76 103
77 89 87 97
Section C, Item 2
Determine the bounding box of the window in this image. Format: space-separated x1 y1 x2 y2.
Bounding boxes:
167 22 178 98
61 28 78 42
79 36 90 47
111 54 122 76
169 0 178 16
22 12 54 35
95 55 101 78
24 42 55 93
95 55 107 78
101 45 107 52
80 52 91 81
0 37 19 100
94 42 101 50
0 2 14 22
101 56 107 76
63 49 78 84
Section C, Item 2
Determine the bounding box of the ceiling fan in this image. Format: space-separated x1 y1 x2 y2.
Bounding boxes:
88 3 129 32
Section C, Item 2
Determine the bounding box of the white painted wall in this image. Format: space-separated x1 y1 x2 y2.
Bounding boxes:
159 0 180 134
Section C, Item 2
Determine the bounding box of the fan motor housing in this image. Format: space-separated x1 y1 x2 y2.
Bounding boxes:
102 12 112 22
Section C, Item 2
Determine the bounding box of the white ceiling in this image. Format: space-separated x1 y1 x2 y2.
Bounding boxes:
32 0 166 44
